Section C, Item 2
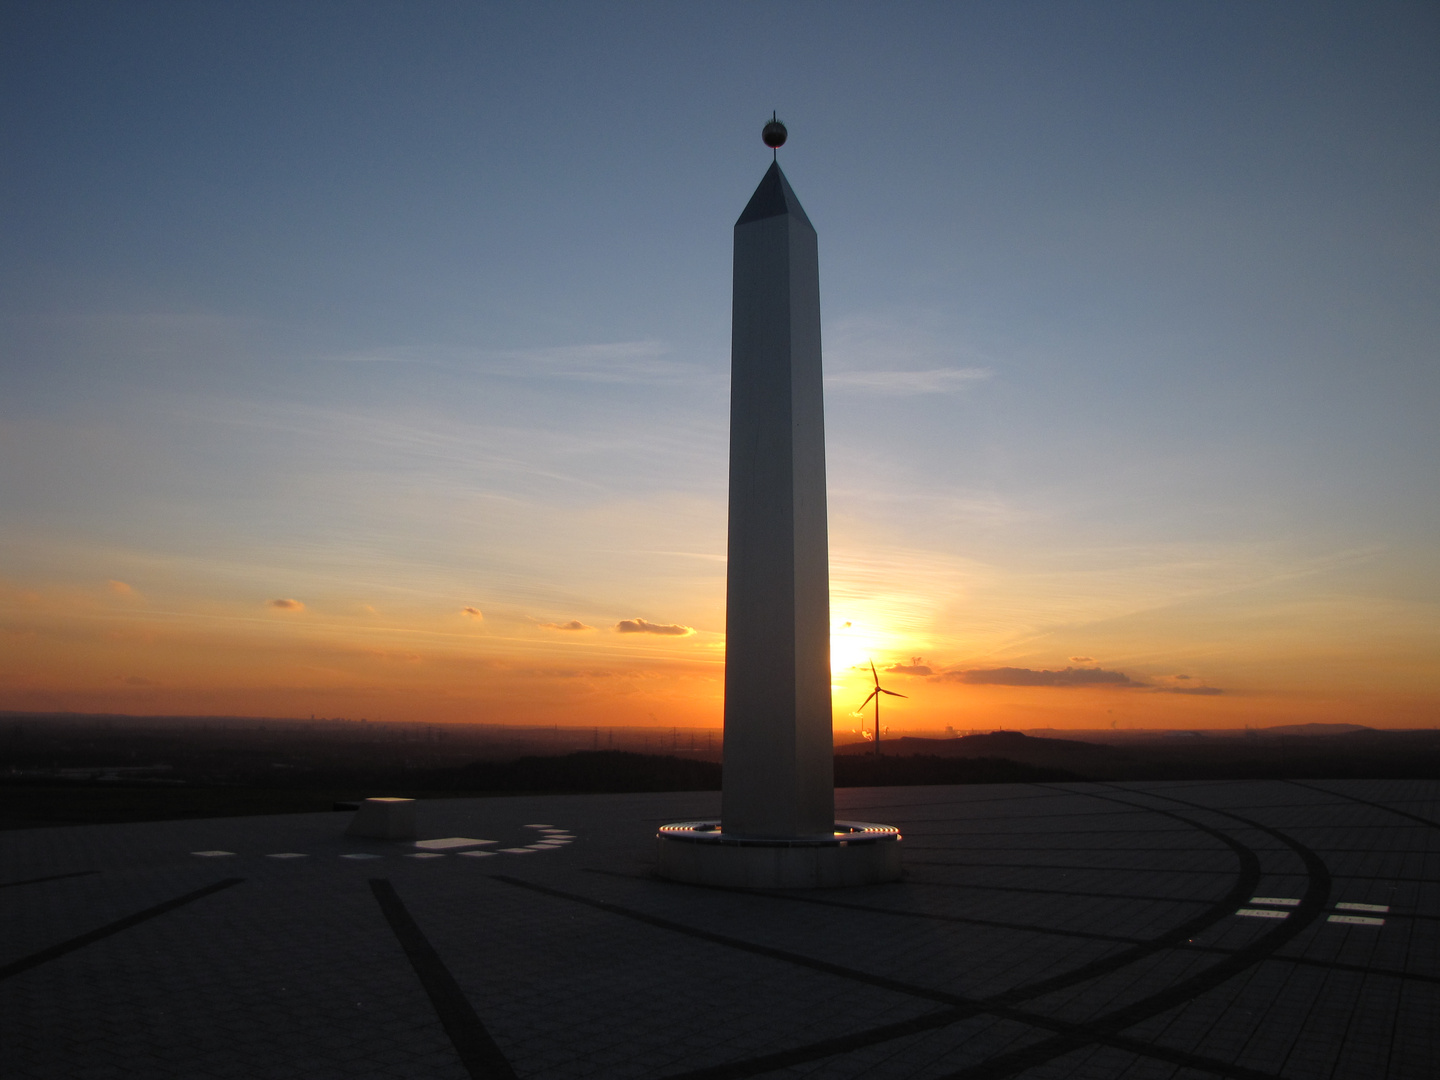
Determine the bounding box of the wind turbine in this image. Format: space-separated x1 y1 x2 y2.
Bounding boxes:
858 660 907 758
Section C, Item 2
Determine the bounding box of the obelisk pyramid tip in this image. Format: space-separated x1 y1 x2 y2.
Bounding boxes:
736 160 814 231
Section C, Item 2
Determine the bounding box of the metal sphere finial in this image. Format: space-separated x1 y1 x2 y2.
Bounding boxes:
762 111 787 150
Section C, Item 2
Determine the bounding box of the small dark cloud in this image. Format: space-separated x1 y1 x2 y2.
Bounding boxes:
268 598 304 611
887 663 933 676
1158 686 1223 695
542 620 594 631
1175 674 1192 680
936 666 1138 688
1069 656 1094 663
461 606 483 619
615 618 694 636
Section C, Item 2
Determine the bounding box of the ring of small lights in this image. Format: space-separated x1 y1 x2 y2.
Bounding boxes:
657 820 901 847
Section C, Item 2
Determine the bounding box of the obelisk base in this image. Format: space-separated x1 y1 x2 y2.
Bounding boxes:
656 821 902 889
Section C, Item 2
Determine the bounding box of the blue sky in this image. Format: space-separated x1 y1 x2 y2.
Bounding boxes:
2 2 1437 728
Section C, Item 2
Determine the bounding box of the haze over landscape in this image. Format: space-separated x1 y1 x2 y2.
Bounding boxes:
3 2 1438 734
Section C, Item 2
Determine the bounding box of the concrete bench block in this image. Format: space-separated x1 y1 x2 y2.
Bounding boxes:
345 797 417 839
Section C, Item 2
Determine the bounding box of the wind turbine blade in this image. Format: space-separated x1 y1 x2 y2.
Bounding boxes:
858 690 879 710
870 659 879 687
879 689 908 698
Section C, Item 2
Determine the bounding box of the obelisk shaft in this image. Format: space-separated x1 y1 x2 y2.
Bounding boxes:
722 162 834 839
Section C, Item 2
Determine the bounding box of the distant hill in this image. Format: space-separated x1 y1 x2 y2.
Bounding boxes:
1260 723 1373 736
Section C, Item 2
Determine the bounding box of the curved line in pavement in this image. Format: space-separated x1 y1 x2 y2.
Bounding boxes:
905 859 1239 875
662 787 1325 1080
732 802 1263 982
928 785 1332 1080
977 789 1263 1010
506 798 1270 1080
1284 778 1440 830
501 870 1282 1080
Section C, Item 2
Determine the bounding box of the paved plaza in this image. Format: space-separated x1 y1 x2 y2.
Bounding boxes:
1 778 1436 1079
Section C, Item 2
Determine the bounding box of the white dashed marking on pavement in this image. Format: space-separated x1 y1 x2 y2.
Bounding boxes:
190 824 573 864
1328 914 1385 926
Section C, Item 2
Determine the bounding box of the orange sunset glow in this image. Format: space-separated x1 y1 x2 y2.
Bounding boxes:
5 529 1437 732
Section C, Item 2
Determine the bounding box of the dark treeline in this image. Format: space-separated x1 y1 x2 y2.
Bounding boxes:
0 749 1075 829
7 717 1440 789
4 715 1439 829
0 713 720 778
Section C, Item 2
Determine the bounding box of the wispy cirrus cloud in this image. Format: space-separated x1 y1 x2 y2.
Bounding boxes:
824 310 998 396
825 368 990 395
335 340 703 385
615 617 693 636
491 341 694 384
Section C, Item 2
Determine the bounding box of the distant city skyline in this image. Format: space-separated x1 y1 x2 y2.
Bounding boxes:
2 2 1437 730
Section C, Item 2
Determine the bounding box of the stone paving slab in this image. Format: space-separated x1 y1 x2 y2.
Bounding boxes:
1 779 1437 1078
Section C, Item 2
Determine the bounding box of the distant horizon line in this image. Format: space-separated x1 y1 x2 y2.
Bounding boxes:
1 710 1427 736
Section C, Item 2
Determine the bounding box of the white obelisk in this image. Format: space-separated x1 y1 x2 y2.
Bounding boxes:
654 121 899 887
720 160 835 838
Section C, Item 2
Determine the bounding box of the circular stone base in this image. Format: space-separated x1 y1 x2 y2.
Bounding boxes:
656 820 902 889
